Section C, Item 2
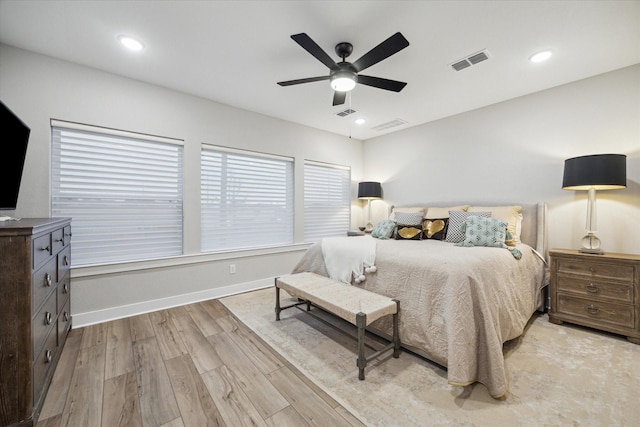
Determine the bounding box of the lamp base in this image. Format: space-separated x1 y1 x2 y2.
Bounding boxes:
364 221 374 233
579 233 603 255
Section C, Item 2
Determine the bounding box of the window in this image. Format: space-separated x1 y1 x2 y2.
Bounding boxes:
201 145 294 251
304 161 351 242
51 121 184 266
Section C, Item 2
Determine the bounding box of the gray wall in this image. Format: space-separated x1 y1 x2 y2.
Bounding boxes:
2 43 638 325
0 44 364 325
363 64 640 255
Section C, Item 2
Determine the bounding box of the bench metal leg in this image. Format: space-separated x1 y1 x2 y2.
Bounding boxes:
356 312 367 380
392 299 401 358
275 277 281 321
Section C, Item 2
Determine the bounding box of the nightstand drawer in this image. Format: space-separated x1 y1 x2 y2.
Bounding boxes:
557 294 634 329
556 259 634 283
557 276 633 303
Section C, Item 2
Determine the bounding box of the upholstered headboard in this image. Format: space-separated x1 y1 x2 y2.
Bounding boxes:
388 202 548 261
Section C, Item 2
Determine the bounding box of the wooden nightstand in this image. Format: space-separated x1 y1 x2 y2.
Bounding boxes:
549 249 640 344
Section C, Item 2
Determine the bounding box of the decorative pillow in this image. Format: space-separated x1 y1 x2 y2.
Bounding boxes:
445 211 491 243
393 211 424 226
424 205 469 219
455 216 523 259
422 218 449 240
389 207 425 220
395 224 423 240
371 219 396 239
468 205 522 244
455 216 508 248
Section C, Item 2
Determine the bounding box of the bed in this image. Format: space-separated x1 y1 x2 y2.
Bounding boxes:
292 202 548 398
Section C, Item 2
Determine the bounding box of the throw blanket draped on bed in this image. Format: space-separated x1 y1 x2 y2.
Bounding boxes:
294 238 546 398
321 235 376 284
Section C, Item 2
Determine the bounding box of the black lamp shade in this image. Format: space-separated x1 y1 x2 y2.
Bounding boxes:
562 154 627 190
358 181 382 199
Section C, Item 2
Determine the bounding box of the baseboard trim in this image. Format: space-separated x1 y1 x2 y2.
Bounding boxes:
72 278 273 328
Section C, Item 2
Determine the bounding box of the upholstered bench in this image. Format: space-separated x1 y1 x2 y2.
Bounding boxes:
275 272 400 380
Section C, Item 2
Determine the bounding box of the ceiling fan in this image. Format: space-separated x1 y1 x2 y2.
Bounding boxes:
277 32 410 106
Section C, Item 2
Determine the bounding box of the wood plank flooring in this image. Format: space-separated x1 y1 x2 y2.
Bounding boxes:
37 298 365 427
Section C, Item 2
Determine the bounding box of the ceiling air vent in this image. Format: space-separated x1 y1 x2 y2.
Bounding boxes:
371 119 407 132
450 49 491 71
336 109 356 117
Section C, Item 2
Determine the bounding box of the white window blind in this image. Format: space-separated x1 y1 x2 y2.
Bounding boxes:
51 121 184 266
304 161 351 242
201 145 294 251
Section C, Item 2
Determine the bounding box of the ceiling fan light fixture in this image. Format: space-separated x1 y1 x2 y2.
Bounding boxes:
330 70 357 92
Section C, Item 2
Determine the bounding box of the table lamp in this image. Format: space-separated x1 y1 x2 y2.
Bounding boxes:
358 181 382 233
562 154 626 254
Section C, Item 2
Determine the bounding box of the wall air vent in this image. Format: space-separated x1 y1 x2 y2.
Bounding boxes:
336 109 356 117
371 119 407 132
450 49 491 71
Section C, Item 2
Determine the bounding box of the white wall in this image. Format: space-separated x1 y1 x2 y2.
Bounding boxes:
363 64 640 255
0 44 364 325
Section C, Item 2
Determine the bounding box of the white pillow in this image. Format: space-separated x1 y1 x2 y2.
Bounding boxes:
424 205 469 219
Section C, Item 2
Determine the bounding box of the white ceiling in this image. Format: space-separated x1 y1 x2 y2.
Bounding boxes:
1 1 639 140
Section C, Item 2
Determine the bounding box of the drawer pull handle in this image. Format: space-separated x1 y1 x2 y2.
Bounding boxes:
64 312 70 322
45 311 53 325
44 273 52 287
65 232 72 237
585 283 599 293
45 350 52 363
63 283 69 293
64 255 69 266
41 245 50 252
586 304 599 315
55 238 63 242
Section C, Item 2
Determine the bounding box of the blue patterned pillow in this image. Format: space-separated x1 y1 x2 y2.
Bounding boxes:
445 211 491 243
455 216 508 248
371 219 396 239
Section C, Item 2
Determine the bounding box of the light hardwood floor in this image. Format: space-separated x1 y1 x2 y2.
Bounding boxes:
37 298 365 427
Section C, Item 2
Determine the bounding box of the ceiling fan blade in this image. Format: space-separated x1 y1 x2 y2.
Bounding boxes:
291 33 339 70
332 91 346 106
352 32 409 73
277 76 329 86
357 75 407 92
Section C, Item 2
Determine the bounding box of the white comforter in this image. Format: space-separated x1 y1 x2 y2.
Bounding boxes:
293 238 546 398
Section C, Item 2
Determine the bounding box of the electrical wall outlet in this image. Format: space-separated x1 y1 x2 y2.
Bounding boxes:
229 263 236 274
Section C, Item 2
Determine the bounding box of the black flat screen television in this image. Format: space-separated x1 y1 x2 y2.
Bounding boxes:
0 100 30 211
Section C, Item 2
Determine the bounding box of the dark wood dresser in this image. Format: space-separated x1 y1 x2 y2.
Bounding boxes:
0 218 72 426
549 249 640 344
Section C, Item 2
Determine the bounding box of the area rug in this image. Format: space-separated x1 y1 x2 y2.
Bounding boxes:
221 288 640 426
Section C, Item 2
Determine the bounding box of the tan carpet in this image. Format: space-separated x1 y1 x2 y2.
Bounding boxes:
221 288 640 426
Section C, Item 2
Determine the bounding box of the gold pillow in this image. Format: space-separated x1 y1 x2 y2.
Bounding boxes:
422 218 449 240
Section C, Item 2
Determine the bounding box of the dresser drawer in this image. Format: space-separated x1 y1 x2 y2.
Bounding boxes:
33 327 57 408
57 275 71 313
32 291 57 360
52 227 65 253
58 298 72 346
63 225 72 245
556 259 634 283
32 257 57 316
557 294 634 329
57 245 71 282
32 232 53 270
557 275 633 303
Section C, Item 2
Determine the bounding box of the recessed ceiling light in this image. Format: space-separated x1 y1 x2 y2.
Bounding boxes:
529 50 552 63
355 118 366 125
118 35 144 51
